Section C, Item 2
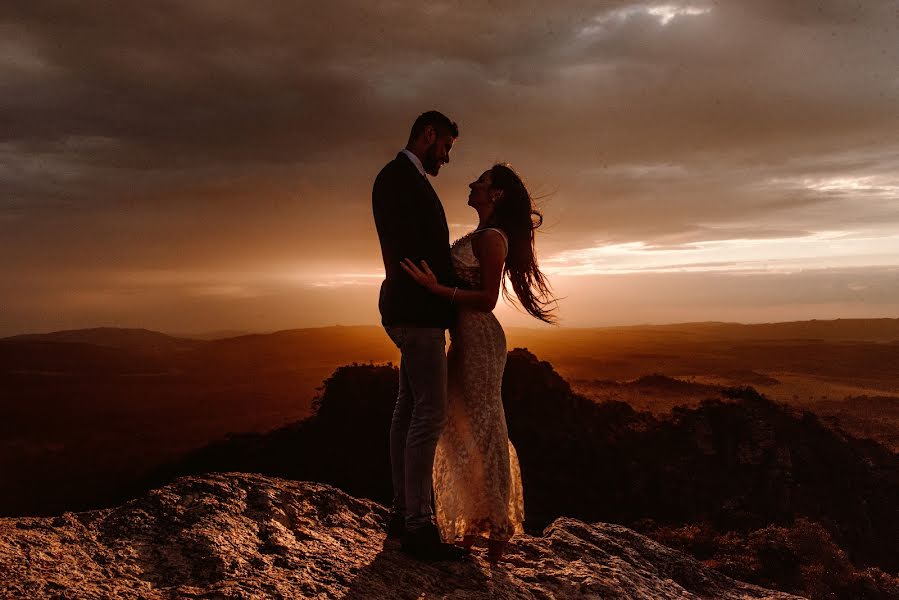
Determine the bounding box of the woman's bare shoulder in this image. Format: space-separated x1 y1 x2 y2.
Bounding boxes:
472 228 508 259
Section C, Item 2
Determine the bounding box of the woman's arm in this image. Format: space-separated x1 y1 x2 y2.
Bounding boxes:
401 229 506 312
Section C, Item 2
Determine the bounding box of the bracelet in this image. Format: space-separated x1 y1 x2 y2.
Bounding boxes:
451 287 458 304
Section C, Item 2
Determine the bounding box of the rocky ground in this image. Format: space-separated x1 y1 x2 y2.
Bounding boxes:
0 472 806 599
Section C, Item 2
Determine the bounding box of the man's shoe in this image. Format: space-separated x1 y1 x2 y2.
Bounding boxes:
386 512 406 540
401 523 468 562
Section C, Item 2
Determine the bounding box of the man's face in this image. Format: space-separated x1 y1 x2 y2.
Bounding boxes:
422 129 455 176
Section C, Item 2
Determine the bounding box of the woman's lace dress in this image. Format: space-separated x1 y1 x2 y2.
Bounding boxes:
433 228 525 543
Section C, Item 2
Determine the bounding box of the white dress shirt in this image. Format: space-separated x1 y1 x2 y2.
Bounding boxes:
401 148 427 178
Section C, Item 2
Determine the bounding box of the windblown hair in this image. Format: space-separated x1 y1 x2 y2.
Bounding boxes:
488 163 558 324
408 110 459 143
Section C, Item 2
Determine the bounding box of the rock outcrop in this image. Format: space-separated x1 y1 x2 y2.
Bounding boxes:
0 472 805 599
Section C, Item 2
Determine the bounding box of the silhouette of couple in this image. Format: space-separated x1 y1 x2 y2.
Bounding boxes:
372 111 556 563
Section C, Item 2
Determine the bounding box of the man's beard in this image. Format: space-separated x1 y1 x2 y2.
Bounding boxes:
422 142 440 175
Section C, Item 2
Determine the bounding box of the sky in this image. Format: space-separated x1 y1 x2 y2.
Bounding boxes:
1 0 898 336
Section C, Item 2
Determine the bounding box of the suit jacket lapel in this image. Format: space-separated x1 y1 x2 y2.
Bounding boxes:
397 153 449 239
422 177 448 230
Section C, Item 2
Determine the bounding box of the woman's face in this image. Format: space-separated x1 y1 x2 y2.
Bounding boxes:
468 170 495 211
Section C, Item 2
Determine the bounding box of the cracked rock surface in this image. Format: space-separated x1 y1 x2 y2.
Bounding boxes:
0 473 806 599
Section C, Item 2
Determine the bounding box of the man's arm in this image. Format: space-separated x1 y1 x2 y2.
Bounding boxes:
372 168 427 273
401 229 505 311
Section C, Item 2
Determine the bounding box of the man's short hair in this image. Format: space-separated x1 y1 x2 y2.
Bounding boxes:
408 110 459 143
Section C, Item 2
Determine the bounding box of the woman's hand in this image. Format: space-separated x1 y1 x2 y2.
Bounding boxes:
400 258 440 293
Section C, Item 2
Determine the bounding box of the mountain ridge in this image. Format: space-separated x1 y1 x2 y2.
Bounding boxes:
2 327 203 353
5 317 899 346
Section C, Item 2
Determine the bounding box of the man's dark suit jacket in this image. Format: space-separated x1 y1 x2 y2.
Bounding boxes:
372 152 456 328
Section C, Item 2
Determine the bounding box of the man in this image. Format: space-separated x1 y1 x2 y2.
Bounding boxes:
372 111 465 561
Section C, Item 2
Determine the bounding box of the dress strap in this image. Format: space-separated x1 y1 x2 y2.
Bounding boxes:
476 227 509 258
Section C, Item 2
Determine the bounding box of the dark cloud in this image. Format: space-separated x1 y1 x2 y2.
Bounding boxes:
4 1 894 163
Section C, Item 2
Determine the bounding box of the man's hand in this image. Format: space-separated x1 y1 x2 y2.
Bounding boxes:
400 259 440 293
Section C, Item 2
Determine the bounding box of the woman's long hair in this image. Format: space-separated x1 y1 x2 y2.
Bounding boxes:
488 163 558 324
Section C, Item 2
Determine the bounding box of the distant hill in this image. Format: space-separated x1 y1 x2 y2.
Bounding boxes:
0 325 400 517
1 325 397 368
170 329 256 340
504 318 899 394
514 317 899 343
185 326 396 370
0 325 398 376
0 340 169 375
8 317 899 348
7 316 898 370
704 318 899 342
2 327 203 353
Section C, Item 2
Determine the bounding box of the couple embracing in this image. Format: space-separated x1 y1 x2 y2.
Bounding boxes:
372 111 556 564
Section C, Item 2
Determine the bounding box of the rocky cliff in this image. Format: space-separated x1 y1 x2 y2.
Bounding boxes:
0 472 805 599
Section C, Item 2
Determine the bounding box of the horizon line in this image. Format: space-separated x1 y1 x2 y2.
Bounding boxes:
3 316 898 341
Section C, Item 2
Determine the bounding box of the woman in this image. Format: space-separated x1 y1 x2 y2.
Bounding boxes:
401 163 557 564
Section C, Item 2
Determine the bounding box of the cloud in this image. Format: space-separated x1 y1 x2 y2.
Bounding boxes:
543 229 899 275
1 0 897 332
